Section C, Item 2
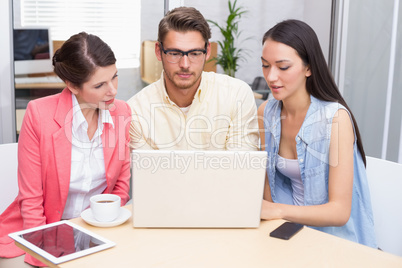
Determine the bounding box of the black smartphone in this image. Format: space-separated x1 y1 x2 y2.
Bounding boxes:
269 222 304 240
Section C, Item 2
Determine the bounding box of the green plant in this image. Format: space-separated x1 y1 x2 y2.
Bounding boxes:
207 0 248 77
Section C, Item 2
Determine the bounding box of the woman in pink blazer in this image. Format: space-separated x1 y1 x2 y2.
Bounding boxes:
0 32 131 267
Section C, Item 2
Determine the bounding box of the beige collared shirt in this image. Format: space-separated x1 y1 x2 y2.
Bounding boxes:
127 72 259 151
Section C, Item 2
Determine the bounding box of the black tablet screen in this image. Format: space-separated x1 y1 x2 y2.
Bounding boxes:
20 223 105 258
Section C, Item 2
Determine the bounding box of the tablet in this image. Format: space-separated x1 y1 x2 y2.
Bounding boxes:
8 220 116 264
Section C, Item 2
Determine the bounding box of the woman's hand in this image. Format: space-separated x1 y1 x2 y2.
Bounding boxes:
260 199 282 220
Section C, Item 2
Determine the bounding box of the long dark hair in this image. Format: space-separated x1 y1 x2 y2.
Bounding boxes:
52 32 116 88
262 19 366 165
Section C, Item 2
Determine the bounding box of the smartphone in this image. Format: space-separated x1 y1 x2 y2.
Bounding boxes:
269 222 304 240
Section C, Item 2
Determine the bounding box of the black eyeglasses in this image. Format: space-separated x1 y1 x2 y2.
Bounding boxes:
159 42 207 63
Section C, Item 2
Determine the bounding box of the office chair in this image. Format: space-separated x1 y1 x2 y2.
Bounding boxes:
251 76 270 100
366 156 402 257
0 143 19 214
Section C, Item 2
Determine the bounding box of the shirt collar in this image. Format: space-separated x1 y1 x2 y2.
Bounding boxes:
197 72 207 102
72 94 87 132
71 94 114 133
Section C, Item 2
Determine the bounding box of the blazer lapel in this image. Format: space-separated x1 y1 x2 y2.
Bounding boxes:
102 121 116 178
53 89 73 205
51 90 118 196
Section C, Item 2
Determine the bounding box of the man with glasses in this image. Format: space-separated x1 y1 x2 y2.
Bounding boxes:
127 6 259 151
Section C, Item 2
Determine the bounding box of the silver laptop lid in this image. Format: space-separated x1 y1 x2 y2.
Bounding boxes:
131 150 267 228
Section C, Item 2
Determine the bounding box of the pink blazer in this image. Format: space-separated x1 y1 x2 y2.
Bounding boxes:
0 89 131 266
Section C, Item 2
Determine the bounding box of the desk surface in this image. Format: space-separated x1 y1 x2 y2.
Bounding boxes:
15 205 402 268
15 74 65 89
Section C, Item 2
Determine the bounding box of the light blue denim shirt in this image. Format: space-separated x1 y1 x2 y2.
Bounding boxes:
263 95 377 248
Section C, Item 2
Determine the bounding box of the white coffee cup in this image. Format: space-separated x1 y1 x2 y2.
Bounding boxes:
90 194 121 222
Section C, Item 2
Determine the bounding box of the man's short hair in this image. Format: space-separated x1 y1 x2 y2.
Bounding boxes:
158 7 211 44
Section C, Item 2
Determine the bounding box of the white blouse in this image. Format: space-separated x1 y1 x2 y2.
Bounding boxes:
276 154 304 206
61 94 114 219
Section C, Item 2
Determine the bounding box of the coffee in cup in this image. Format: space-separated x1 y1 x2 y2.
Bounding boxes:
90 194 121 222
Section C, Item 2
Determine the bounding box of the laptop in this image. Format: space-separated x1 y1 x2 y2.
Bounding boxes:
131 150 267 228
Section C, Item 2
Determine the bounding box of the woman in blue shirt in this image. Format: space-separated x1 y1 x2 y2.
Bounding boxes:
257 19 377 248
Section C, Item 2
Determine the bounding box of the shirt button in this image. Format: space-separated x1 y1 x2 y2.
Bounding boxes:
296 137 301 142
299 158 304 163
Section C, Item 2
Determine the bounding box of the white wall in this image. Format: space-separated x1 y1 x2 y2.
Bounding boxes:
141 0 332 85
303 0 332 60
141 0 165 42
334 0 402 162
0 0 16 144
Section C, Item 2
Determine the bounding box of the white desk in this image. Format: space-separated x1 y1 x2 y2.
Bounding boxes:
15 205 402 268
15 75 65 90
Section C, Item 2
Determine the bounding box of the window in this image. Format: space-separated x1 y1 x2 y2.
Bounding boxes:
14 0 141 68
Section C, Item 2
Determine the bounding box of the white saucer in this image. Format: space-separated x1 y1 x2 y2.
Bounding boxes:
81 207 131 227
